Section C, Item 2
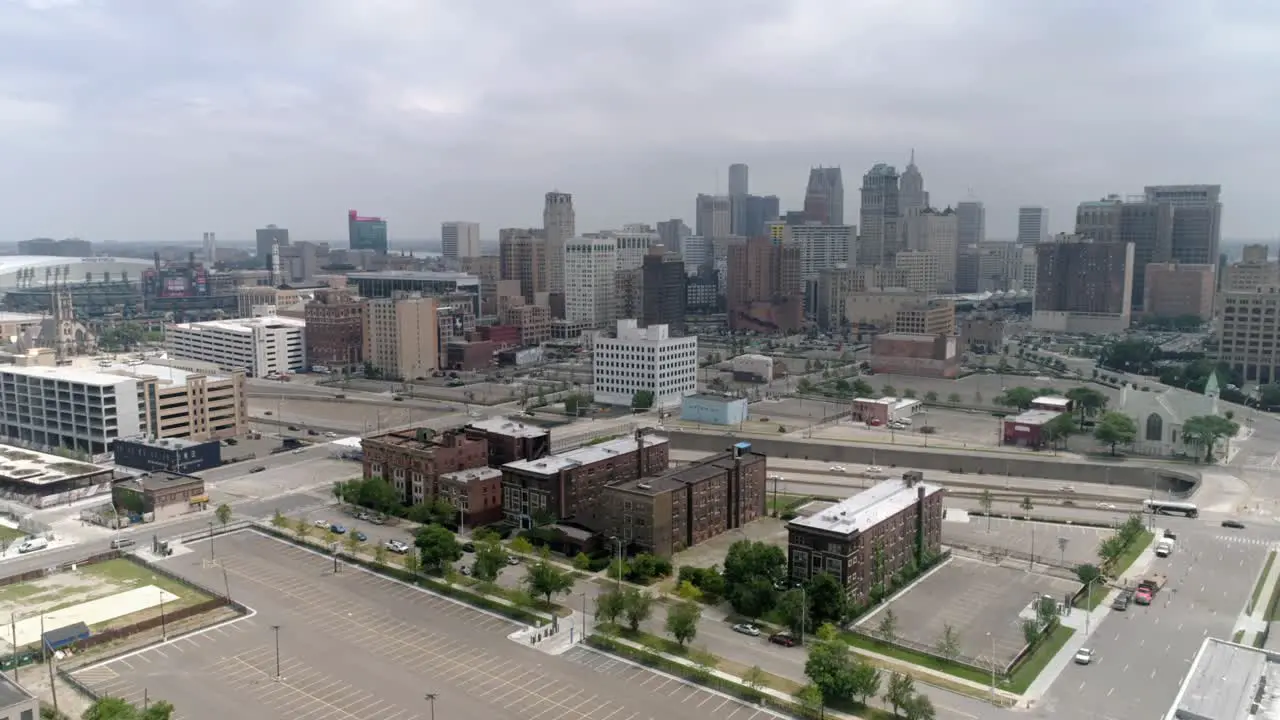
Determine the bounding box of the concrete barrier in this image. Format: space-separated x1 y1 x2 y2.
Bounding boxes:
664 431 1200 495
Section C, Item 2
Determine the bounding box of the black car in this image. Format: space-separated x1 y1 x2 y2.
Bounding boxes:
1222 520 1246 529
462 542 476 553
249 466 267 473
768 632 798 648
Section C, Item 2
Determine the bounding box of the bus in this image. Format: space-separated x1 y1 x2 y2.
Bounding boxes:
1143 499 1198 518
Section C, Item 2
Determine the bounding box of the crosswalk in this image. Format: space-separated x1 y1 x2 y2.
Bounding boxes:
1214 535 1280 548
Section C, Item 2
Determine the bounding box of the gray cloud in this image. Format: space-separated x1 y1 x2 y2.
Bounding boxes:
0 0 1275 242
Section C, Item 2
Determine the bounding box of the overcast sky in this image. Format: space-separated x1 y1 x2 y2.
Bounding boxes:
1 0 1277 244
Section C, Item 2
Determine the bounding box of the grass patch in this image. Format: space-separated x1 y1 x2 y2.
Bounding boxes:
1108 530 1154 578
0 525 26 543
1263 567 1280 622
1233 630 1245 643
1074 583 1110 611
840 631 991 687
767 493 810 515
1008 624 1074 694
0 583 46 605
78 558 213 613
1250 551 1277 614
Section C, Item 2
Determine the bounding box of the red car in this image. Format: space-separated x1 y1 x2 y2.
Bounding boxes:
769 632 798 648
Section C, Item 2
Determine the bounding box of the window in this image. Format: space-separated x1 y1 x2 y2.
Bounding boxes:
1145 413 1163 442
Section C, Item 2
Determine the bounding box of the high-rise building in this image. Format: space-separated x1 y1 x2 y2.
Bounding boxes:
1017 207 1049 246
899 151 928 215
348 210 388 254
255 225 289 258
1243 244 1270 263
1032 234 1134 333
543 191 576 294
728 163 749 197
1074 195 1172 310
656 219 691 255
498 230 546 303
977 241 1020 292
304 288 365 373
613 226 661 271
695 194 731 239
1144 185 1222 265
564 238 617 328
804 167 844 225
744 195 781 238
894 251 944 294
727 237 804 333
1218 288 1280 382
1143 263 1215 321
364 293 439 380
167 313 307 378
905 207 958 292
858 164 901 265
202 232 217 262
682 235 709 276
593 320 697 408
441 222 482 260
788 224 857 281
956 201 986 246
640 246 687 334
1223 255 1280 292
729 163 750 235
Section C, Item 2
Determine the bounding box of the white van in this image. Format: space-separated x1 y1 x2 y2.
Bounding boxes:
1155 539 1174 557
17 536 48 553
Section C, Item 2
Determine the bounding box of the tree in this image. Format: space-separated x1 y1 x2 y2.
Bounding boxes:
723 540 785 617
729 576 777 620
743 665 767 692
851 660 882 707
628 553 665 584
1182 415 1240 462
1096 535 1125 569
271 510 289 530
344 532 362 556
665 600 702 647
403 551 421 575
935 624 961 662
903 692 937 720
573 552 593 572
510 535 535 555
877 608 898 644
524 560 575 605
776 587 811 636
1019 496 1035 517
881 384 897 397
796 684 825 717
1075 563 1102 585
947 392 961 403
83 697 175 720
902 388 917 399
978 489 994 532
1022 618 1040 646
924 391 938 403
415 524 462 574
1093 412 1138 455
1043 413 1076 449
596 589 626 625
995 386 1036 411
1035 595 1057 629
631 390 655 410
806 572 848 626
621 588 653 631
215 503 232 528
323 528 338 548
332 481 347 507
471 538 509 581
1065 387 1108 428
852 379 874 397
806 636 858 704
293 517 310 541
374 543 388 566
884 672 916 718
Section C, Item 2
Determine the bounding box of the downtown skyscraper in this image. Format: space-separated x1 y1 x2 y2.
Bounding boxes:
857 163 900 266
803 167 844 225
543 191 575 295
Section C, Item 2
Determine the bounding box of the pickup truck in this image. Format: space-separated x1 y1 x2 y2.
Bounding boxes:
1155 538 1174 557
1135 573 1167 605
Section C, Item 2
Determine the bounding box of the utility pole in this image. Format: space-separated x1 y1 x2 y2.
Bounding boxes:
271 625 282 679
424 692 438 720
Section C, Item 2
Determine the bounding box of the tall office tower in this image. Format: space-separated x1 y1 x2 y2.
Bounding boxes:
613 227 661 271
364 294 439 379
857 164 901 265
498 229 546 303
744 195 781 238
1075 195 1172 310
913 208 959 292
977 241 1019 292
1143 263 1216 321
899 151 929 214
729 163 750 235
1243 244 1270 263
255 225 289 258
564 238 617 328
682 236 709 276
695 194 731 239
1017 207 1049 246
656 219 691 255
726 237 804 333
790 225 858 282
348 210 389 254
641 246 687 334
1143 185 1222 265
543 191 575 294
202 232 217 262
1032 234 1135 333
955 246 979 293
1019 246 1039 291
804 166 845 225
956 201 986 246
441 222 481 260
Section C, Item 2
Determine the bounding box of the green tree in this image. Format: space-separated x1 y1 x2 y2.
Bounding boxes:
82 697 175 720
996 386 1037 411
631 390 655 410
978 489 994 532
729 576 777 620
323 528 338 548
723 540 785 617
628 553 664 584
877 608 898 644
805 634 858 703
524 559 575 605
1093 411 1138 455
373 543 388 566
776 587 811 636
881 384 897 397
902 388 917 399
924 391 938 403
215 503 232 528
1043 413 1077 449
471 537 509 581
806 572 848 626
332 481 347 507
884 672 916 718
796 684 825 717
621 588 654 631
572 552 593 571
1022 618 1040 646
675 580 704 602
344 532 362 556
403 551 422 576
595 589 626 625
293 517 310 541
415 524 462 574
1097 535 1125 569
271 509 288 530
852 379 874 397
935 624 961 662
947 392 961 403
509 535 535 555
903 692 937 720
1182 414 1240 462
665 600 702 647
1075 563 1102 585
851 660 882 708
1065 387 1108 428
743 665 767 692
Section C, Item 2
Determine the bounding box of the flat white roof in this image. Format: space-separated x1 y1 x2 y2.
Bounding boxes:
854 396 919 411
1033 396 1071 408
790 477 942 536
504 435 668 475
467 417 548 439
440 467 501 484
0 364 134 387
0 311 43 324
0 444 108 485
1167 637 1279 720
329 437 363 449
171 316 306 334
1009 409 1063 425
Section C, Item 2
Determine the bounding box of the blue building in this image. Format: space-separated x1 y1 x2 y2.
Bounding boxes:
680 394 749 426
113 437 222 474
348 209 388 254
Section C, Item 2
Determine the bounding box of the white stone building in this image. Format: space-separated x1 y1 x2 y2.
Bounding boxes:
593 320 697 408
165 311 306 378
564 238 617 329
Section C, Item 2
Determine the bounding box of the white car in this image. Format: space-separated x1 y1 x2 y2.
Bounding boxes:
732 623 761 637
1074 648 1094 665
1059 485 1076 493
313 519 329 528
866 466 883 473
1096 502 1117 511
384 540 410 554
829 465 847 472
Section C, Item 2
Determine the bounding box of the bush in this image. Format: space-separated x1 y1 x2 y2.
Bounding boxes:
677 566 726 603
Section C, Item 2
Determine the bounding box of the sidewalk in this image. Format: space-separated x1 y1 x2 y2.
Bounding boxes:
1238 549 1280 645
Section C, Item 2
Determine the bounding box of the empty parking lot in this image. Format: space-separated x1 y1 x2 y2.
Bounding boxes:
859 556 1080 667
71 531 784 720
943 516 1116 568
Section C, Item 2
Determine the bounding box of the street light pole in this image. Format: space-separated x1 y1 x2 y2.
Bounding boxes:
424 693 437 720
271 625 281 679
987 631 996 704
209 521 216 560
159 590 167 640
610 536 622 591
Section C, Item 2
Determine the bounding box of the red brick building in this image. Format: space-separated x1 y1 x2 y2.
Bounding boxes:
500 433 669 530
868 333 960 379
304 288 365 372
437 467 503 527
475 324 521 349
362 429 488 506
787 472 943 602
1002 409 1064 449
445 341 496 371
464 417 551 468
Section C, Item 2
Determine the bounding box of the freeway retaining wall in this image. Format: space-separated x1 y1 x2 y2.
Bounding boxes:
664 431 1199 495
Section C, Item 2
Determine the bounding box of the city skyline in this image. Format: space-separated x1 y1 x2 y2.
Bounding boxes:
0 2 1276 241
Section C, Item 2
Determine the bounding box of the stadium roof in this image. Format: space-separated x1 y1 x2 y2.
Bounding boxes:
0 255 154 274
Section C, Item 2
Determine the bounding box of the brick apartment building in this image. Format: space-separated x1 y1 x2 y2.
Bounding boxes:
437 467 503 527
787 472 943 602
603 442 766 557
501 432 670 530
464 417 551 467
303 288 365 372
362 429 488 507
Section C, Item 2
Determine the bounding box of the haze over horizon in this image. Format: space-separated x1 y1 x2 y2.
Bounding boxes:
1 1 1277 242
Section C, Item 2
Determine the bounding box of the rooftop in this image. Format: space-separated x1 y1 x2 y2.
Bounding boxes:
854 396 921 410
1033 396 1071 408
0 255 154 276
0 311 43 324
1168 637 1280 720
439 467 501 485
612 450 762 495
789 476 942 536
0 671 35 708
466 417 549 439
348 271 480 285
504 435 668 475
96 361 229 386
362 429 478 452
121 471 204 493
170 315 306 334
0 364 138 387
684 394 747 405
1008 409 1064 425
0 444 109 485
117 436 214 450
